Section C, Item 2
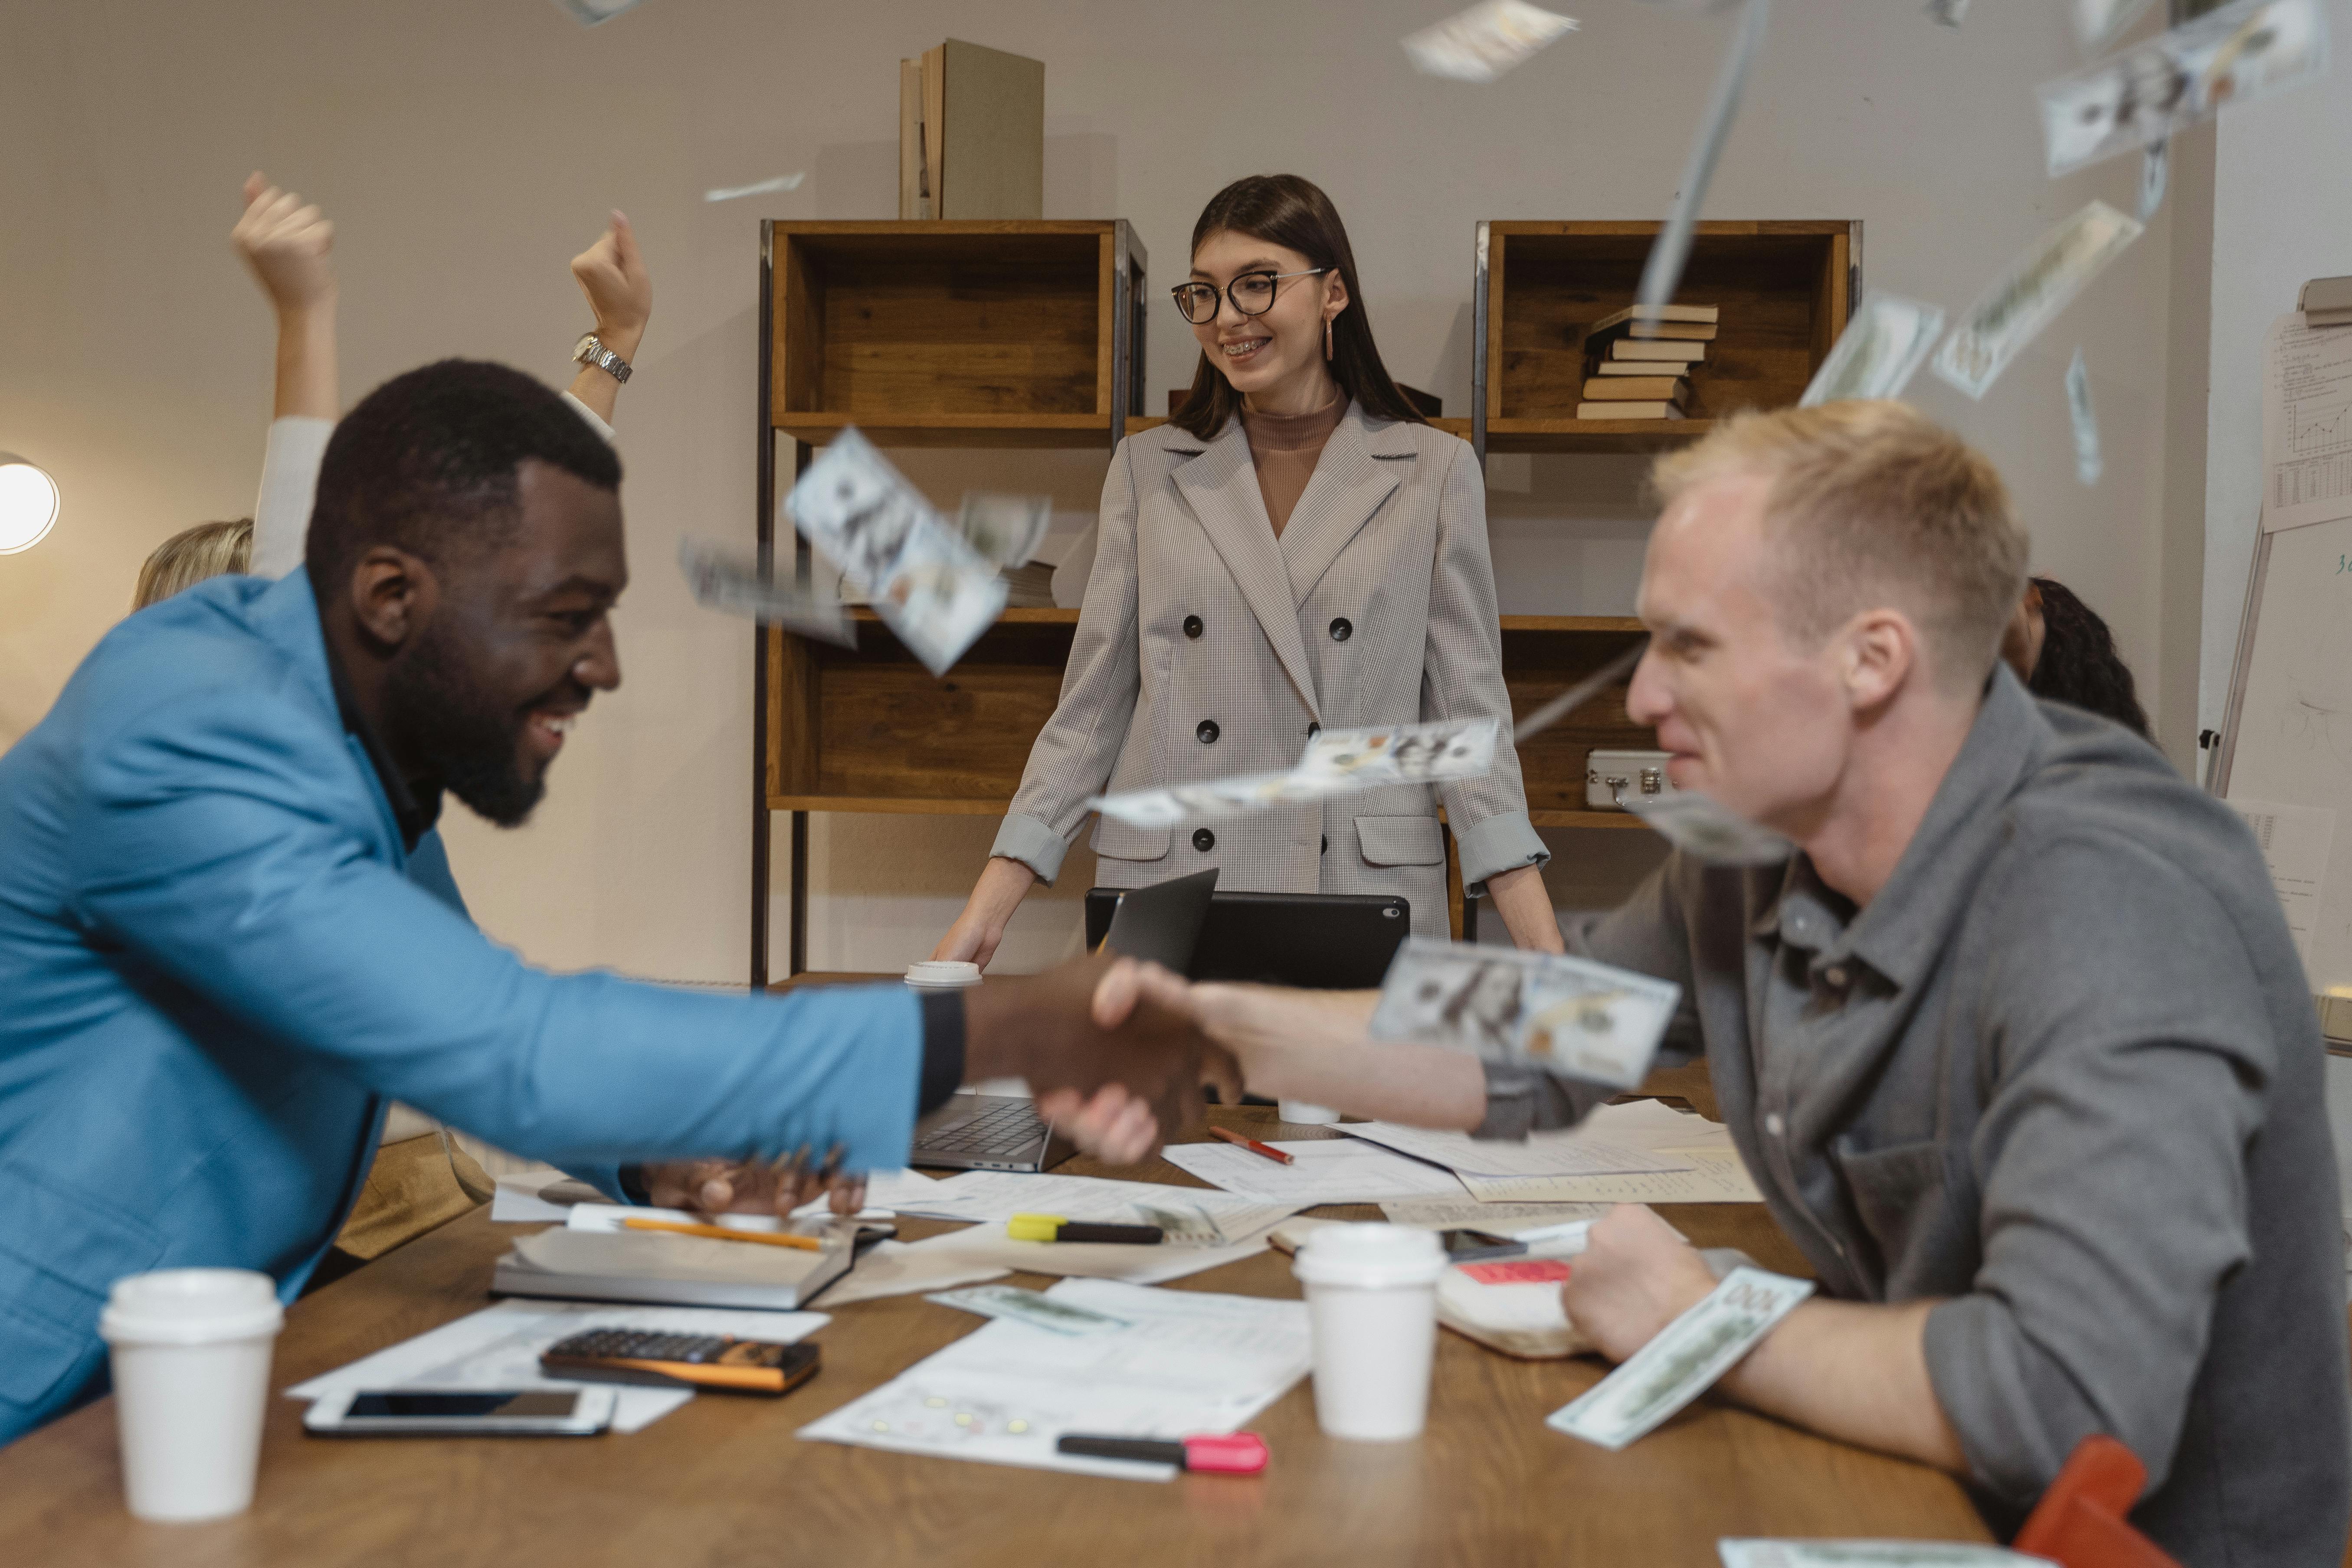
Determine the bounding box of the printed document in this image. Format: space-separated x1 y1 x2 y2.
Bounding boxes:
1160 1137 1472 1205
2263 312 2352 534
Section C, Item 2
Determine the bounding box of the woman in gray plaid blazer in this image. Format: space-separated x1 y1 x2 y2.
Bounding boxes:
937 176 1557 965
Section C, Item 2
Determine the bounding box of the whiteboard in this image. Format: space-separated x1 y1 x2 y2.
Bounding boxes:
2214 512 2352 990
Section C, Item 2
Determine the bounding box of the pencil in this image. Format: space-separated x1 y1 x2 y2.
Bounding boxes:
619 1217 823 1250
1209 1126 1295 1165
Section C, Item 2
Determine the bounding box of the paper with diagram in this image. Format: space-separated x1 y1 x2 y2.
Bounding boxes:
2224 798 2336 968
2263 312 2352 534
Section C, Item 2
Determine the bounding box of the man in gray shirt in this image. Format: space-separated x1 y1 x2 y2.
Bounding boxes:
1091 401 2350 1565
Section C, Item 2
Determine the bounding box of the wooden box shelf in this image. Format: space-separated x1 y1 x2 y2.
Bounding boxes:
769 221 1147 448
1475 220 1858 456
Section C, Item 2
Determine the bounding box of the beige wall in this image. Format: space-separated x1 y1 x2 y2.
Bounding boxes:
0 0 2204 982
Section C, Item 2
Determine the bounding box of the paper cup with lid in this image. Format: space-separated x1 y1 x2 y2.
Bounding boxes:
1291 1223 1448 1440
98 1268 284 1521
904 960 983 990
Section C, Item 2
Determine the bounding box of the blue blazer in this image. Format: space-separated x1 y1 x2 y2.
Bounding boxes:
0 571 923 1443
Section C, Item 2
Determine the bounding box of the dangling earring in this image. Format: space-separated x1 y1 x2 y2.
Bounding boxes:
1325 316 1335 361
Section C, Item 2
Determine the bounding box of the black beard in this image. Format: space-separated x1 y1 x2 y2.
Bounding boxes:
381 620 546 828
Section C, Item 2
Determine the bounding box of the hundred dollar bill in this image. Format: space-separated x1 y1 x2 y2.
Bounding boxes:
1402 0 1579 83
1720 1545 2058 1568
676 539 854 645
549 0 647 24
927 1284 1133 1337
956 492 1054 568
1625 789 1794 866
1088 717 1499 827
2038 0 2328 178
1929 202 2144 400
2069 0 2153 52
704 173 804 204
1925 0 1970 27
786 428 1008 676
1369 937 1683 1089
1799 291 1946 407
1635 0 1771 317
2067 349 2103 487
1547 1267 1813 1450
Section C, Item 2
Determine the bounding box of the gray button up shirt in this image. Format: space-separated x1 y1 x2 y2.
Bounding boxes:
1483 668 2350 1566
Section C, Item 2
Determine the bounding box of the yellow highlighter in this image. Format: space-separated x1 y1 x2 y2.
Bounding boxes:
1006 1213 1164 1244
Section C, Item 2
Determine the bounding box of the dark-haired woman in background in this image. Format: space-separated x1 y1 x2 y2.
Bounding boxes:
937 174 1557 962
2001 577 2152 738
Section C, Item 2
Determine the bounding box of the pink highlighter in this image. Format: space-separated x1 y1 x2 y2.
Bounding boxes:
1055 1432 1270 1474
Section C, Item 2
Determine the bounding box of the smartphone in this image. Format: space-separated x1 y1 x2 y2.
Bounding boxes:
1437 1228 1528 1264
303 1386 617 1437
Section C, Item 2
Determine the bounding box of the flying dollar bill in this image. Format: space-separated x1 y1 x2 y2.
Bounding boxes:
1635 0 1771 317
549 0 647 24
1402 0 1580 82
1799 291 1946 407
785 428 1008 676
956 493 1053 568
1925 0 1971 27
2067 349 2103 487
1719 1544 2060 1568
1368 937 1683 1090
1625 790 1794 866
2038 0 2329 178
1929 202 2144 400
1547 1267 1814 1450
1087 717 1499 827
704 173 805 204
2068 0 2154 52
676 539 854 645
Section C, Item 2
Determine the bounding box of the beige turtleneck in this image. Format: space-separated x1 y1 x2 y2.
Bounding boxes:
1240 396 1348 537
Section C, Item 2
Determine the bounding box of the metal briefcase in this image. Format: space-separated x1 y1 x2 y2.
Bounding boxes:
1585 749 1678 811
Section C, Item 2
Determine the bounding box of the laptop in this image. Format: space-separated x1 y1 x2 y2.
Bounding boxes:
907 869 1222 1173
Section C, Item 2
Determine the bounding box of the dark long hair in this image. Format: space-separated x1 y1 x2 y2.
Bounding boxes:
1171 175 1427 440
2028 577 2150 738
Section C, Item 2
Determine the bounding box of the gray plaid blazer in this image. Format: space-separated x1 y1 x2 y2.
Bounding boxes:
990 402 1545 939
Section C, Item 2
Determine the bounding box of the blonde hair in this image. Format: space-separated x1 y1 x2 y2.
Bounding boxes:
132 518 255 611
1650 401 2029 690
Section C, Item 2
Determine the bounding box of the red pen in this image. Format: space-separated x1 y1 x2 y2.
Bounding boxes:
1056 1432 1269 1473
1209 1126 1295 1166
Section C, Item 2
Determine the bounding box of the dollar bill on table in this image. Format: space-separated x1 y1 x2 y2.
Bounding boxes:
1368 937 1682 1090
1798 291 1946 407
1720 1545 2059 1568
675 539 853 645
2067 349 2103 487
1547 1267 1813 1450
927 1285 1133 1337
1088 717 1499 827
1635 0 1771 316
549 0 647 24
2038 0 2328 178
1929 202 2144 400
956 493 1054 568
786 428 1008 675
1402 0 1579 82
1625 790 1794 866
2069 0 2154 53
2138 135 2169 221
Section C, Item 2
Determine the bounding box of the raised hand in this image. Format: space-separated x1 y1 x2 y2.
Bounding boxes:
569 210 652 360
233 171 337 316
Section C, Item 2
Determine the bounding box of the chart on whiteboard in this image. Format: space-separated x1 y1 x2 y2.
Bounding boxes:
2263 313 2352 534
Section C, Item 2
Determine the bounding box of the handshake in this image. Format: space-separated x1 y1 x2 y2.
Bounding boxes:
645 951 1250 1218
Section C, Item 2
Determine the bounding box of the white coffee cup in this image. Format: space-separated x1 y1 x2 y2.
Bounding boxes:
904 960 983 990
1279 1100 1341 1125
1291 1223 1447 1441
98 1268 284 1522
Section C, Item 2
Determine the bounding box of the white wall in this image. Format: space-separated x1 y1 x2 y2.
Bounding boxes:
1 0 2201 983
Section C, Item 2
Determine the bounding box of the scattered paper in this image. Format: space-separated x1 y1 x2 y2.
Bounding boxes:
2139 135 2170 221
1088 716 1497 827
800 1279 1311 1481
785 429 1007 675
883 1218 1290 1287
1379 1197 1613 1232
1930 202 2144 400
1635 0 1772 318
1465 1149 1764 1205
1162 1137 1473 1205
2261 311 2352 534
288 1299 825 1434
1720 1545 2059 1568
2038 0 2329 177
1514 642 1648 745
550 0 647 25
488 1168 578 1223
956 493 1053 568
2067 349 2104 487
812 1241 1009 1306
2069 0 2155 53
1548 1267 1812 1449
704 173 805 203
678 538 854 644
2224 798 2336 967
1403 0 1579 82
928 1283 1133 1336
891 1171 1293 1244
1627 789 1795 865
1799 291 1945 407
1344 1121 1695 1184
1368 938 1683 1089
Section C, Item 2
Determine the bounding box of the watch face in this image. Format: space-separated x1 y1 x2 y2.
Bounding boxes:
573 333 599 362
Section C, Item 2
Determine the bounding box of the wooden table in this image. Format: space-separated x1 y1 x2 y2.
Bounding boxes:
0 1106 1991 1566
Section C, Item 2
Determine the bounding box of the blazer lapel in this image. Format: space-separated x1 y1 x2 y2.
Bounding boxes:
1170 419 1322 720
1280 404 1405 607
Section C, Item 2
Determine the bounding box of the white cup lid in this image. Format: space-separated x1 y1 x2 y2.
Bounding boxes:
904 961 983 987
1292 1222 1447 1288
100 1268 284 1345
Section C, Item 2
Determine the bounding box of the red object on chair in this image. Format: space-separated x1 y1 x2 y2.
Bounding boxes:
2011 1435 2184 1568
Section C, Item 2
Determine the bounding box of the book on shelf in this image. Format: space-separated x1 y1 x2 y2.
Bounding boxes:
1592 359 1690 377
1002 560 1057 609
1577 401 1687 420
1588 303 1720 331
1585 305 1719 345
1581 375 1688 402
1605 339 1708 363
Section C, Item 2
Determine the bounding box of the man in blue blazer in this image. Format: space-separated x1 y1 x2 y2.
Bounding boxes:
0 360 1225 1444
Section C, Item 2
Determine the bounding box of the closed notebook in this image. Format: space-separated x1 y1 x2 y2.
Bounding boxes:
1577 401 1686 420
491 1227 853 1311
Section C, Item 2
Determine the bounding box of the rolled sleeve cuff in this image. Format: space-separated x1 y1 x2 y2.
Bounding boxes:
1472 1056 1609 1139
990 812 1072 886
251 416 335 579
1922 1294 2074 1509
917 989 966 1115
1454 810 1549 893
561 390 617 445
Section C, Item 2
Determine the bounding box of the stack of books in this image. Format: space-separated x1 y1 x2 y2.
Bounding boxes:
1579 304 1718 420
1002 560 1057 609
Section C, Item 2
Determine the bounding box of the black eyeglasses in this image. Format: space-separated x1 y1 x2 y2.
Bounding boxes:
1170 268 1330 325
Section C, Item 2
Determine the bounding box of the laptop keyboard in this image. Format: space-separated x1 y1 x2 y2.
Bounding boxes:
919 1099 1046 1157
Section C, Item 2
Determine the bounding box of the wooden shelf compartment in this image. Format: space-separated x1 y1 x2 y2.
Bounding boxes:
769 220 1147 449
1478 219 1857 455
1500 617 1660 820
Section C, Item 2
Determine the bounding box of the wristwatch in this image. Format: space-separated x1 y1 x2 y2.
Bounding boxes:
572 333 633 384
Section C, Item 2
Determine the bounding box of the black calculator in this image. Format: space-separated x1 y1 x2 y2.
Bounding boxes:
540 1329 821 1396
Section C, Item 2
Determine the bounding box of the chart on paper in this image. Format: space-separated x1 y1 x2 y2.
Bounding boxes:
2263 314 2352 533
